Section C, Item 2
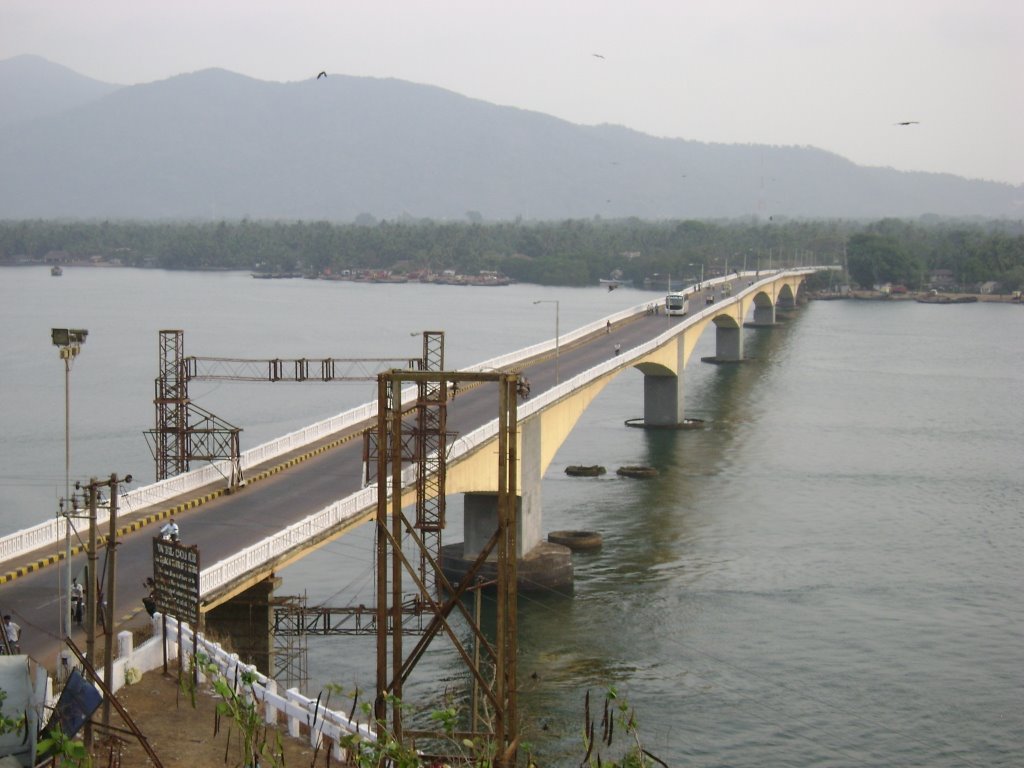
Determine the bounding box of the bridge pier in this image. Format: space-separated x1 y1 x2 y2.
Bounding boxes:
701 321 745 364
749 303 776 326
715 323 744 361
643 372 685 426
440 493 573 592
203 575 280 675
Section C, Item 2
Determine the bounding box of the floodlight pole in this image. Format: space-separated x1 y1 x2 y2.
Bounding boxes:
52 327 87 640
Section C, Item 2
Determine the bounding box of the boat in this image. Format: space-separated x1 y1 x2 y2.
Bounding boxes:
50 265 63 276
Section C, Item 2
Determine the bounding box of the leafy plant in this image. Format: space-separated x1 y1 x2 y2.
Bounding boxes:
0 687 27 737
580 687 667 768
36 724 92 768
186 652 283 768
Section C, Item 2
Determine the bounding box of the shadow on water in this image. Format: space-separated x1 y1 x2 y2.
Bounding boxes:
510 313 807 762
597 314 803 567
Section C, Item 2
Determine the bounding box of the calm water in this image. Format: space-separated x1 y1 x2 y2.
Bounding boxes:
2 267 1022 766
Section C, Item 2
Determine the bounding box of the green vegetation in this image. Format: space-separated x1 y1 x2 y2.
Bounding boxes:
190 653 285 768
36 725 92 767
2 217 1023 291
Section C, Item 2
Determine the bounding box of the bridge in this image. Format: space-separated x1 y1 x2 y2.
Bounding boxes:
0 269 815 675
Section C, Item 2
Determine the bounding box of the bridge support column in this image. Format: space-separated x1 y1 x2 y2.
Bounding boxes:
442 419 572 592
714 324 744 362
444 492 573 593
751 304 776 326
203 575 280 675
643 373 685 426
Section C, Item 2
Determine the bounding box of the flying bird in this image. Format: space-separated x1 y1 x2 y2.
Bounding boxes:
894 120 919 126
317 71 327 79
592 53 605 59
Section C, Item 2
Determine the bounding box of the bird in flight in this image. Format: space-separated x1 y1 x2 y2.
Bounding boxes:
592 53 605 59
317 71 327 79
894 120 919 126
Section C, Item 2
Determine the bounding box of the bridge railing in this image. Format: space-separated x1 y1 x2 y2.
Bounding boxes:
114 614 372 760
0 392 410 565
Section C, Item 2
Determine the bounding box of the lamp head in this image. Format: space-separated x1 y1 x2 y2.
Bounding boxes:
51 328 88 347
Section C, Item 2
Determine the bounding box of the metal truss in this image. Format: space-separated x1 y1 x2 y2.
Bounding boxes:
184 355 419 382
145 330 243 486
147 329 423 490
375 369 520 767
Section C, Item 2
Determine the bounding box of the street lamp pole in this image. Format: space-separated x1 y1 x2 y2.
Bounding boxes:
532 300 560 383
52 328 87 639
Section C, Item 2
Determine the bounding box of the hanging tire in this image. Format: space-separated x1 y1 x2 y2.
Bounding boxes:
564 465 606 477
616 465 658 478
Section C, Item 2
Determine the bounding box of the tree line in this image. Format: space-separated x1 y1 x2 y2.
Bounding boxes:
2 217 1022 291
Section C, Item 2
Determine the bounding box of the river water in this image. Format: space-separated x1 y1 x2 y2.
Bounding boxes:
2 267 1022 766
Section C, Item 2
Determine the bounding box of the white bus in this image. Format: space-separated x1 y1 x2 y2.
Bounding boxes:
665 292 689 316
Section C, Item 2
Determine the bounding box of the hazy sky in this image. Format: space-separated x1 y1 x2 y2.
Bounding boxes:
4 0 1022 186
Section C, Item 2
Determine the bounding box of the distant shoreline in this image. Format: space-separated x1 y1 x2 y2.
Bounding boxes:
812 290 1021 304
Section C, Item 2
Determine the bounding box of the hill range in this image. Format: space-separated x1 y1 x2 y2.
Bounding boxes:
1 55 1020 221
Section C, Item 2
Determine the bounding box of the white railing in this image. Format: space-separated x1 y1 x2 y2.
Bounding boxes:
112 614 373 760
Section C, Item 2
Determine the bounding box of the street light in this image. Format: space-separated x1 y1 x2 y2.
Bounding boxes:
532 300 560 383
51 327 87 639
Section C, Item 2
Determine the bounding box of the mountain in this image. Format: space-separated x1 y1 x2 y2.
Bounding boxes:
0 57 1020 221
0 54 121 128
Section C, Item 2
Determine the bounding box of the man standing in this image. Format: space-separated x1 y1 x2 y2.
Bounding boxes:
71 577 85 624
3 615 21 653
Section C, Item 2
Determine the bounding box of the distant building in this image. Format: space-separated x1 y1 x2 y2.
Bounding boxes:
978 281 1001 295
928 269 956 290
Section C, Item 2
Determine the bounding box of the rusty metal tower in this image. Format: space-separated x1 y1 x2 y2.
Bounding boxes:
375 369 519 766
146 329 420 490
147 330 243 487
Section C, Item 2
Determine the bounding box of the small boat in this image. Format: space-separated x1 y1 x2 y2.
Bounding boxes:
50 265 63 276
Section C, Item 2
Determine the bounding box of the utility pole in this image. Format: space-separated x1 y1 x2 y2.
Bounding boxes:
84 479 99 751
77 471 131 739
102 472 130 731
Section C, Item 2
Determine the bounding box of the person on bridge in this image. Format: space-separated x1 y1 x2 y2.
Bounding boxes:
160 517 179 542
71 577 84 624
614 343 621 356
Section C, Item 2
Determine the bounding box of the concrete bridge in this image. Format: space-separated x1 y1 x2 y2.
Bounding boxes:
0 269 815 672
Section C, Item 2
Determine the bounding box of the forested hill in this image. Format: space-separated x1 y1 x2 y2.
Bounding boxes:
1 55 1021 221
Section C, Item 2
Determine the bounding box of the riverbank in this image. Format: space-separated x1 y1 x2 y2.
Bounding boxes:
812 289 1021 303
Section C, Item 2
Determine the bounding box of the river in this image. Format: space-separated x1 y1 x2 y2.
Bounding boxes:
2 266 1022 766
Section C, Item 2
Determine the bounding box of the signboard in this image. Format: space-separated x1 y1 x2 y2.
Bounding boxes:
40 668 101 747
152 538 200 625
